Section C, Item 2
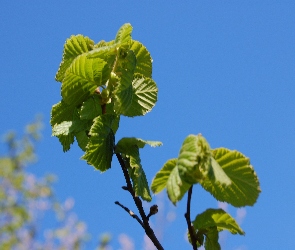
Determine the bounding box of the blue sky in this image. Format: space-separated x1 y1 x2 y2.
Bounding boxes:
1 1 295 249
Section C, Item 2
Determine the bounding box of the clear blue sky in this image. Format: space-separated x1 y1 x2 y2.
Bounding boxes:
1 1 295 249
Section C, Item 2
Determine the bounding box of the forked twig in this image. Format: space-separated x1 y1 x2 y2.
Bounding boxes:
114 201 144 228
115 153 164 250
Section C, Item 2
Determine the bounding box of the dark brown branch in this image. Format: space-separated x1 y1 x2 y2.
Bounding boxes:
115 201 144 228
101 104 106 114
185 186 198 250
115 153 164 250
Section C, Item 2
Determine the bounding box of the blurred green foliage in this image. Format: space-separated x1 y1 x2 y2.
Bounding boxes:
0 119 91 249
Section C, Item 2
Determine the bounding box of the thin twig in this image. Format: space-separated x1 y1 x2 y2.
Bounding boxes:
115 153 164 250
115 201 144 228
185 186 198 250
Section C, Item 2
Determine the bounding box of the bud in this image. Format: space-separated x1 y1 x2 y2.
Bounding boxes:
149 205 158 215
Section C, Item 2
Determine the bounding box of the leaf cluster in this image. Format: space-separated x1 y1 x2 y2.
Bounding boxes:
51 24 261 250
151 134 260 248
51 24 160 201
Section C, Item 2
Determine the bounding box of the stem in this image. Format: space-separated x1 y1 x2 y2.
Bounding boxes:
114 201 144 228
101 104 106 114
185 186 198 250
115 153 164 250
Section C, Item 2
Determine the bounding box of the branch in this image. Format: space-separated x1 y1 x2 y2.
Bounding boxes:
185 186 198 250
115 153 164 250
115 201 144 228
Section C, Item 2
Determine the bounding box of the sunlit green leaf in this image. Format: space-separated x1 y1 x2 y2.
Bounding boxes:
193 209 244 235
116 75 158 117
93 40 114 49
86 42 117 62
115 137 161 201
114 83 132 114
167 166 191 205
115 137 162 154
56 35 94 82
105 102 120 134
126 146 152 201
89 40 117 69
200 148 261 207
50 100 75 126
52 121 74 152
80 95 102 120
115 23 133 44
177 134 212 184
62 54 107 106
52 112 90 137
151 158 177 194
52 111 91 152
81 115 115 171
52 121 73 136
209 157 231 186
126 75 158 116
56 134 75 152
113 50 136 114
130 40 152 78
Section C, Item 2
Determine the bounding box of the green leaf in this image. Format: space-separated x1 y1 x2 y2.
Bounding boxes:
105 102 120 134
115 75 158 117
115 23 133 44
56 134 75 152
129 166 152 201
127 76 158 116
61 54 107 106
130 40 152 78
114 82 132 115
52 112 90 137
167 165 191 205
93 40 114 49
81 115 115 171
56 35 94 82
110 115 120 134
80 95 102 120
115 137 161 201
52 111 91 152
52 121 73 136
89 40 117 70
200 148 261 207
115 137 162 154
126 146 152 201
86 42 117 62
113 50 137 115
209 157 231 186
75 130 89 151
177 134 212 184
117 49 137 87
193 209 244 235
50 100 75 126
114 50 136 95
151 158 177 194
204 227 220 250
